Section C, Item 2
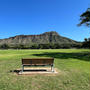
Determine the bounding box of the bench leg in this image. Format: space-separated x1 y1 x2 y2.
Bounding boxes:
22 65 24 73
51 65 54 72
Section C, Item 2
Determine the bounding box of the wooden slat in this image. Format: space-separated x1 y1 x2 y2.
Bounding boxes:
22 58 54 65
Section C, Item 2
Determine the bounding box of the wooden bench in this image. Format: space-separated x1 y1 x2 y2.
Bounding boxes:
21 58 54 72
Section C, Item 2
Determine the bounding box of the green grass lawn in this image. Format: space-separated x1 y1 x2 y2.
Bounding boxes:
0 49 90 90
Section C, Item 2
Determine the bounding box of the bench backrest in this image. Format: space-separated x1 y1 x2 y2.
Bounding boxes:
22 58 54 65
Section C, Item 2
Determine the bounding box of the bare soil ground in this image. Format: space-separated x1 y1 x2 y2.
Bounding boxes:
12 67 60 76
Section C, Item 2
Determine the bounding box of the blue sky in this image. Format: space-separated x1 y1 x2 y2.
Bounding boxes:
0 0 90 41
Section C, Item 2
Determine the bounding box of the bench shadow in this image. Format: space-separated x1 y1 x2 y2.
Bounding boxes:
10 69 47 74
10 70 21 74
22 69 47 72
33 51 90 61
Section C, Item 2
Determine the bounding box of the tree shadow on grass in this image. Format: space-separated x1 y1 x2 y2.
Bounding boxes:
33 51 90 62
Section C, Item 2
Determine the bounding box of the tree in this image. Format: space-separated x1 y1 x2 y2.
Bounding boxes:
78 8 90 27
13 44 27 49
30 44 39 49
82 38 90 48
0 44 9 49
84 38 88 42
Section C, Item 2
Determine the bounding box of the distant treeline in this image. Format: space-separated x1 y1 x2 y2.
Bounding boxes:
0 41 89 49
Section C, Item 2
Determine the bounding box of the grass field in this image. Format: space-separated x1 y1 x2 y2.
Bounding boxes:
0 49 90 90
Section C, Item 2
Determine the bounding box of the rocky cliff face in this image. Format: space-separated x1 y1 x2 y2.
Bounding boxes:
0 31 78 45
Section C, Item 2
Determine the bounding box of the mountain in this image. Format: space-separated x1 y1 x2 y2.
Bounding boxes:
0 31 79 46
